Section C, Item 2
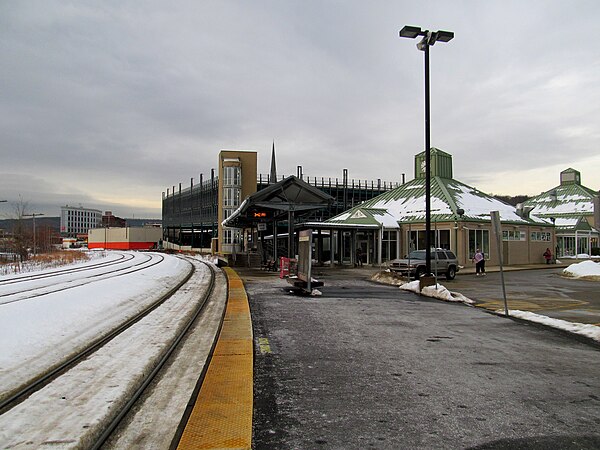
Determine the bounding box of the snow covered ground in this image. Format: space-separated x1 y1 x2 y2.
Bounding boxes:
0 251 191 401
0 253 221 449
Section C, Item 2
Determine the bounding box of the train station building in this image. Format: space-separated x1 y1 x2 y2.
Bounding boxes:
297 148 555 268
163 146 598 268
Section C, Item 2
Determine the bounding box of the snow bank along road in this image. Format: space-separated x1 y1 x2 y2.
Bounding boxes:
0 251 229 448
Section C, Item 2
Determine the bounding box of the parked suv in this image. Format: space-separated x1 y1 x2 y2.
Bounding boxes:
388 249 459 280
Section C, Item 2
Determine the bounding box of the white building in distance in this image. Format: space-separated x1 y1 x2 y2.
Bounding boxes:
60 205 102 237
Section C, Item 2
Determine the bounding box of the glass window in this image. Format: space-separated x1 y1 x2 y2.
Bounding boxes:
382 230 397 261
530 231 551 242
408 229 450 250
223 188 241 207
223 166 241 186
469 229 489 259
503 230 526 241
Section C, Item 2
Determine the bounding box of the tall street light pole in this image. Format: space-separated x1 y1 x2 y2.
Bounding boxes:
399 25 454 279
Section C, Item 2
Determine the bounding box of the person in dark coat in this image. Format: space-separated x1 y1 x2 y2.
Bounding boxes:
355 247 363 267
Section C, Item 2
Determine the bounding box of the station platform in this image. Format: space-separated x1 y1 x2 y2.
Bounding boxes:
177 267 253 450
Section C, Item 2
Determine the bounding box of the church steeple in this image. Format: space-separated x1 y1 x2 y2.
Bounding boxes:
269 141 277 183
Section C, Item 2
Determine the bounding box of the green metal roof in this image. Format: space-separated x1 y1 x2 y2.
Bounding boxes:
322 175 546 228
523 181 597 219
554 216 594 233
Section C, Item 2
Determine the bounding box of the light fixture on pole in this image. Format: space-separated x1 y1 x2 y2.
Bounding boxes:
24 212 44 257
399 25 454 280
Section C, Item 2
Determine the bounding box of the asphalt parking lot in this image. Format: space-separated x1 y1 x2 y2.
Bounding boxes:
447 265 600 326
241 268 600 449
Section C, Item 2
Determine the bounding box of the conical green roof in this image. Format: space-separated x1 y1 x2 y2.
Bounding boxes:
323 149 547 228
324 175 545 228
523 179 597 219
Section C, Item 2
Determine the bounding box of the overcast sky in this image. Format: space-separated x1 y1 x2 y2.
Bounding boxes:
1 1 599 219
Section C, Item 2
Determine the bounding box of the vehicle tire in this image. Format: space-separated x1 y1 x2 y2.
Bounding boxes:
415 266 425 280
446 266 456 280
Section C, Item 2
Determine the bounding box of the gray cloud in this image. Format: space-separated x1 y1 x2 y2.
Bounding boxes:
1 1 599 218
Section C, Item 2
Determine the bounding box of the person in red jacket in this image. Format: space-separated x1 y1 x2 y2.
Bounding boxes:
543 248 552 264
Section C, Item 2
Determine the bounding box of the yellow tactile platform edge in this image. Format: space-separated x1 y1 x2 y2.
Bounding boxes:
177 267 253 450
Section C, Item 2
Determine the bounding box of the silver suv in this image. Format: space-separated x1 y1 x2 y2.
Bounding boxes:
388 249 459 280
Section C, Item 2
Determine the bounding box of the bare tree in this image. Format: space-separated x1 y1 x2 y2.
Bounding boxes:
10 197 32 262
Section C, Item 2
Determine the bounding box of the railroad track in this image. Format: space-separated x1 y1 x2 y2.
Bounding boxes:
0 257 223 449
0 251 131 285
93 259 220 449
0 253 188 411
0 252 164 305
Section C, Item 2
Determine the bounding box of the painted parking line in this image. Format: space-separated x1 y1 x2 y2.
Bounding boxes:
476 297 588 312
258 337 272 354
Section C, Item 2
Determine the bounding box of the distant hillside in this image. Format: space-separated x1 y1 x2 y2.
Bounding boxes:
493 195 531 206
125 218 162 227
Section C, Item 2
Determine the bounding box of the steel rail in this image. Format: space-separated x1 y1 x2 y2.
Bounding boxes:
0 256 193 413
90 259 218 450
0 253 164 305
0 252 131 285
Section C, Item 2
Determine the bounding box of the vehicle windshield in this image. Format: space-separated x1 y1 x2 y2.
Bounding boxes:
407 251 426 260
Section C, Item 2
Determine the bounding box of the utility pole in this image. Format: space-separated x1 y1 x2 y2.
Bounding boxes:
24 213 44 257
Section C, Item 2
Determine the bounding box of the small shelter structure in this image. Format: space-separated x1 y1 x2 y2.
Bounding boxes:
523 168 600 257
222 175 333 267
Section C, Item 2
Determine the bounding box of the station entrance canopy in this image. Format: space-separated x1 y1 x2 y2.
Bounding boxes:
222 175 334 228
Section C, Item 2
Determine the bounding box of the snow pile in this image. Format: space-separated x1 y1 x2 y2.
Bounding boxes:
562 260 600 280
370 270 406 286
399 280 475 304
502 310 600 342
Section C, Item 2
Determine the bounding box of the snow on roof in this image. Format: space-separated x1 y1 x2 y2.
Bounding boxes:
325 207 399 228
373 210 402 228
449 182 535 223
367 193 453 221
554 217 579 228
524 182 597 217
337 177 543 225
320 174 553 228
529 198 594 215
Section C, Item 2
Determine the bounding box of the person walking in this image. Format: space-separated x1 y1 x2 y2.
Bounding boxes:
543 248 552 264
473 248 486 276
